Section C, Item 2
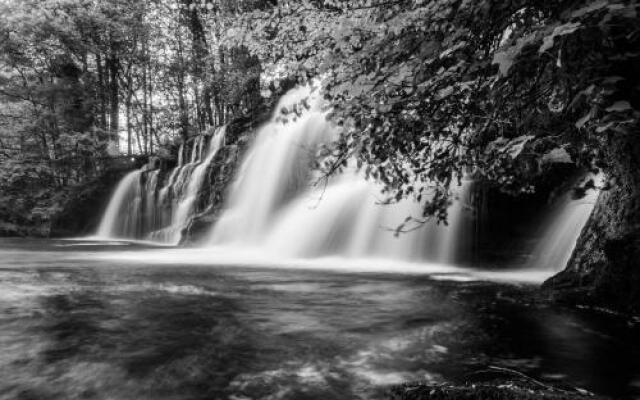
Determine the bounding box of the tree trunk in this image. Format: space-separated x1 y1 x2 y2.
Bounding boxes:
125 70 133 156
142 58 149 155
108 52 119 145
194 83 204 132
187 5 214 128
148 65 156 154
176 29 189 140
135 116 143 155
543 131 640 315
96 53 107 132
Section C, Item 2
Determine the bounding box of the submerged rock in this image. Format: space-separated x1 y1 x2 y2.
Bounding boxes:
389 380 604 400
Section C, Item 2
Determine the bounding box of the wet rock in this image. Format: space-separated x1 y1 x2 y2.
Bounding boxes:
543 132 640 316
388 380 606 400
181 115 266 244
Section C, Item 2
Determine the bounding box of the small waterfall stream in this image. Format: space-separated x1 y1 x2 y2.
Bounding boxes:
96 127 226 244
528 175 602 271
149 128 226 244
97 169 144 239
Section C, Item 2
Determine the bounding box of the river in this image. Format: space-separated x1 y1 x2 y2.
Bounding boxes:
1 238 639 399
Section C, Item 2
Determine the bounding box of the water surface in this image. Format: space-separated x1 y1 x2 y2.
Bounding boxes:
1 238 639 400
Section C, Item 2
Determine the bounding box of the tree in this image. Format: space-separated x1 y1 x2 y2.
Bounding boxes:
215 0 635 215
212 0 639 309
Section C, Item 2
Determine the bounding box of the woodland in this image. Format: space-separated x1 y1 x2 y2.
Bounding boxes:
2 0 639 310
0 2 640 396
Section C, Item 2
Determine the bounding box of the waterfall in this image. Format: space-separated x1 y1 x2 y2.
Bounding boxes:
97 170 144 239
149 128 226 244
143 170 160 234
96 127 226 244
439 179 475 264
528 174 602 271
207 85 474 263
95 83 598 279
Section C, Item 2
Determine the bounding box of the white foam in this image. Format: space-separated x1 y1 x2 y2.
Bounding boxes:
87 246 554 284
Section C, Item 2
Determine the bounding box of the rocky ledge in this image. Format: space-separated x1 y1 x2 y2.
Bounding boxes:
389 379 603 400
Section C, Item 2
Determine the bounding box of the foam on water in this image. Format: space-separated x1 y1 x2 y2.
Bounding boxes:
88 246 551 284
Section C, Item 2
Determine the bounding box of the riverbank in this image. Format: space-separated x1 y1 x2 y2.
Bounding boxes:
389 379 605 400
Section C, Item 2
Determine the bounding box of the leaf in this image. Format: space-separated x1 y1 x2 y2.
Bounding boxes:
488 135 535 158
493 34 537 77
603 76 624 84
539 22 581 54
605 101 632 112
508 135 535 158
542 147 573 164
377 103 393 113
570 0 609 19
439 41 467 59
596 122 615 133
436 86 454 100
575 112 591 129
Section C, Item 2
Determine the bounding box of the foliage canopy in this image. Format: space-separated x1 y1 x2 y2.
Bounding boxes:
213 0 639 223
1 0 638 227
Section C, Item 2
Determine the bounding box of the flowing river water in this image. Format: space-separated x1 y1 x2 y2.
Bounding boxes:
1 238 640 400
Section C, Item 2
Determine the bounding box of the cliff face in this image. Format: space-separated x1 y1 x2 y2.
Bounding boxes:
544 133 640 315
181 145 243 244
181 119 259 245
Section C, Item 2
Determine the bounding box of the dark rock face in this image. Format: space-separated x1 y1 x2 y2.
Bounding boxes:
181 116 264 244
48 169 131 238
472 165 581 266
181 144 244 244
543 187 640 314
544 133 640 315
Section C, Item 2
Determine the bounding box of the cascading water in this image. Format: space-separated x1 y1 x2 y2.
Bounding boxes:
528 174 602 271
149 128 226 244
97 170 144 239
96 127 226 244
207 85 474 263
96 83 600 280
209 91 335 245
